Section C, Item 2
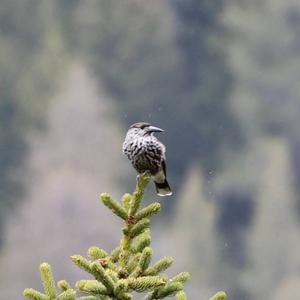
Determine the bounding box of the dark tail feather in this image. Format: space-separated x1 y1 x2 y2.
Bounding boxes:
154 179 172 197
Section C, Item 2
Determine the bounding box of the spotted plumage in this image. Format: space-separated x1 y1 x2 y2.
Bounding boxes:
122 122 172 196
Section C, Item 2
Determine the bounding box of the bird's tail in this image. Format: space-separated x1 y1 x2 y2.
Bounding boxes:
154 179 172 196
153 169 172 197
153 163 172 197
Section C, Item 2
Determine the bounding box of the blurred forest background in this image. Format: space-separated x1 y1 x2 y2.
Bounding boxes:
1 0 300 299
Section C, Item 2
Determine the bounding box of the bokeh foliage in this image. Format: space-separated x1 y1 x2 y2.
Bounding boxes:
0 0 242 242
1 1 300 300
0 0 67 245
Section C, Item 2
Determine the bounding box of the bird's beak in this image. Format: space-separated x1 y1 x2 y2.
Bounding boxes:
148 126 164 133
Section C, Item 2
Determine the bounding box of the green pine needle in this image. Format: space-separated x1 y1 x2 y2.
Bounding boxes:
144 257 174 276
176 291 187 300
171 272 190 284
139 247 153 272
135 203 161 221
126 276 166 292
76 280 108 295
58 280 71 291
71 255 92 273
122 193 132 212
118 293 132 300
155 282 183 298
56 289 76 300
88 247 109 260
134 230 151 253
128 173 151 216
129 218 150 238
23 288 49 300
90 262 115 293
126 254 141 274
100 193 128 220
114 279 128 297
209 291 227 300
110 246 120 263
40 263 57 299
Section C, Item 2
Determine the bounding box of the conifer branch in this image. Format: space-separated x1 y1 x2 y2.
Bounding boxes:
56 290 76 300
88 247 109 260
126 276 167 292
58 280 71 291
209 291 227 300
144 257 174 276
171 272 190 284
128 218 150 238
155 282 184 298
122 194 132 212
24 172 227 299
90 262 116 293
101 193 128 221
76 280 108 295
114 279 128 297
135 203 161 221
110 246 121 262
176 291 187 300
133 229 151 253
40 263 57 298
128 173 151 216
71 255 92 274
24 263 76 300
23 289 49 300
126 254 141 274
138 247 152 273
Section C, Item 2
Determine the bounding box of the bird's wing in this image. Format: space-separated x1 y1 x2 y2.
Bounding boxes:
161 159 167 177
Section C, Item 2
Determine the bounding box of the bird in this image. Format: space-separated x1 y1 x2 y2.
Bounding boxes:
122 122 172 196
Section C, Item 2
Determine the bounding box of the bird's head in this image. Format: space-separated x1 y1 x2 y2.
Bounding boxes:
128 122 164 137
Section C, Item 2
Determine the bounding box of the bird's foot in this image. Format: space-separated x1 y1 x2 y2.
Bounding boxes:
136 171 151 181
135 172 151 191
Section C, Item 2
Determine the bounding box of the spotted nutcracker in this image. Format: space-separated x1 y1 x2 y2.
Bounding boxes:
122 122 172 196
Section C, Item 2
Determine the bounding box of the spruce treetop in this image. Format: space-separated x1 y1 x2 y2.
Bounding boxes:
24 173 226 300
